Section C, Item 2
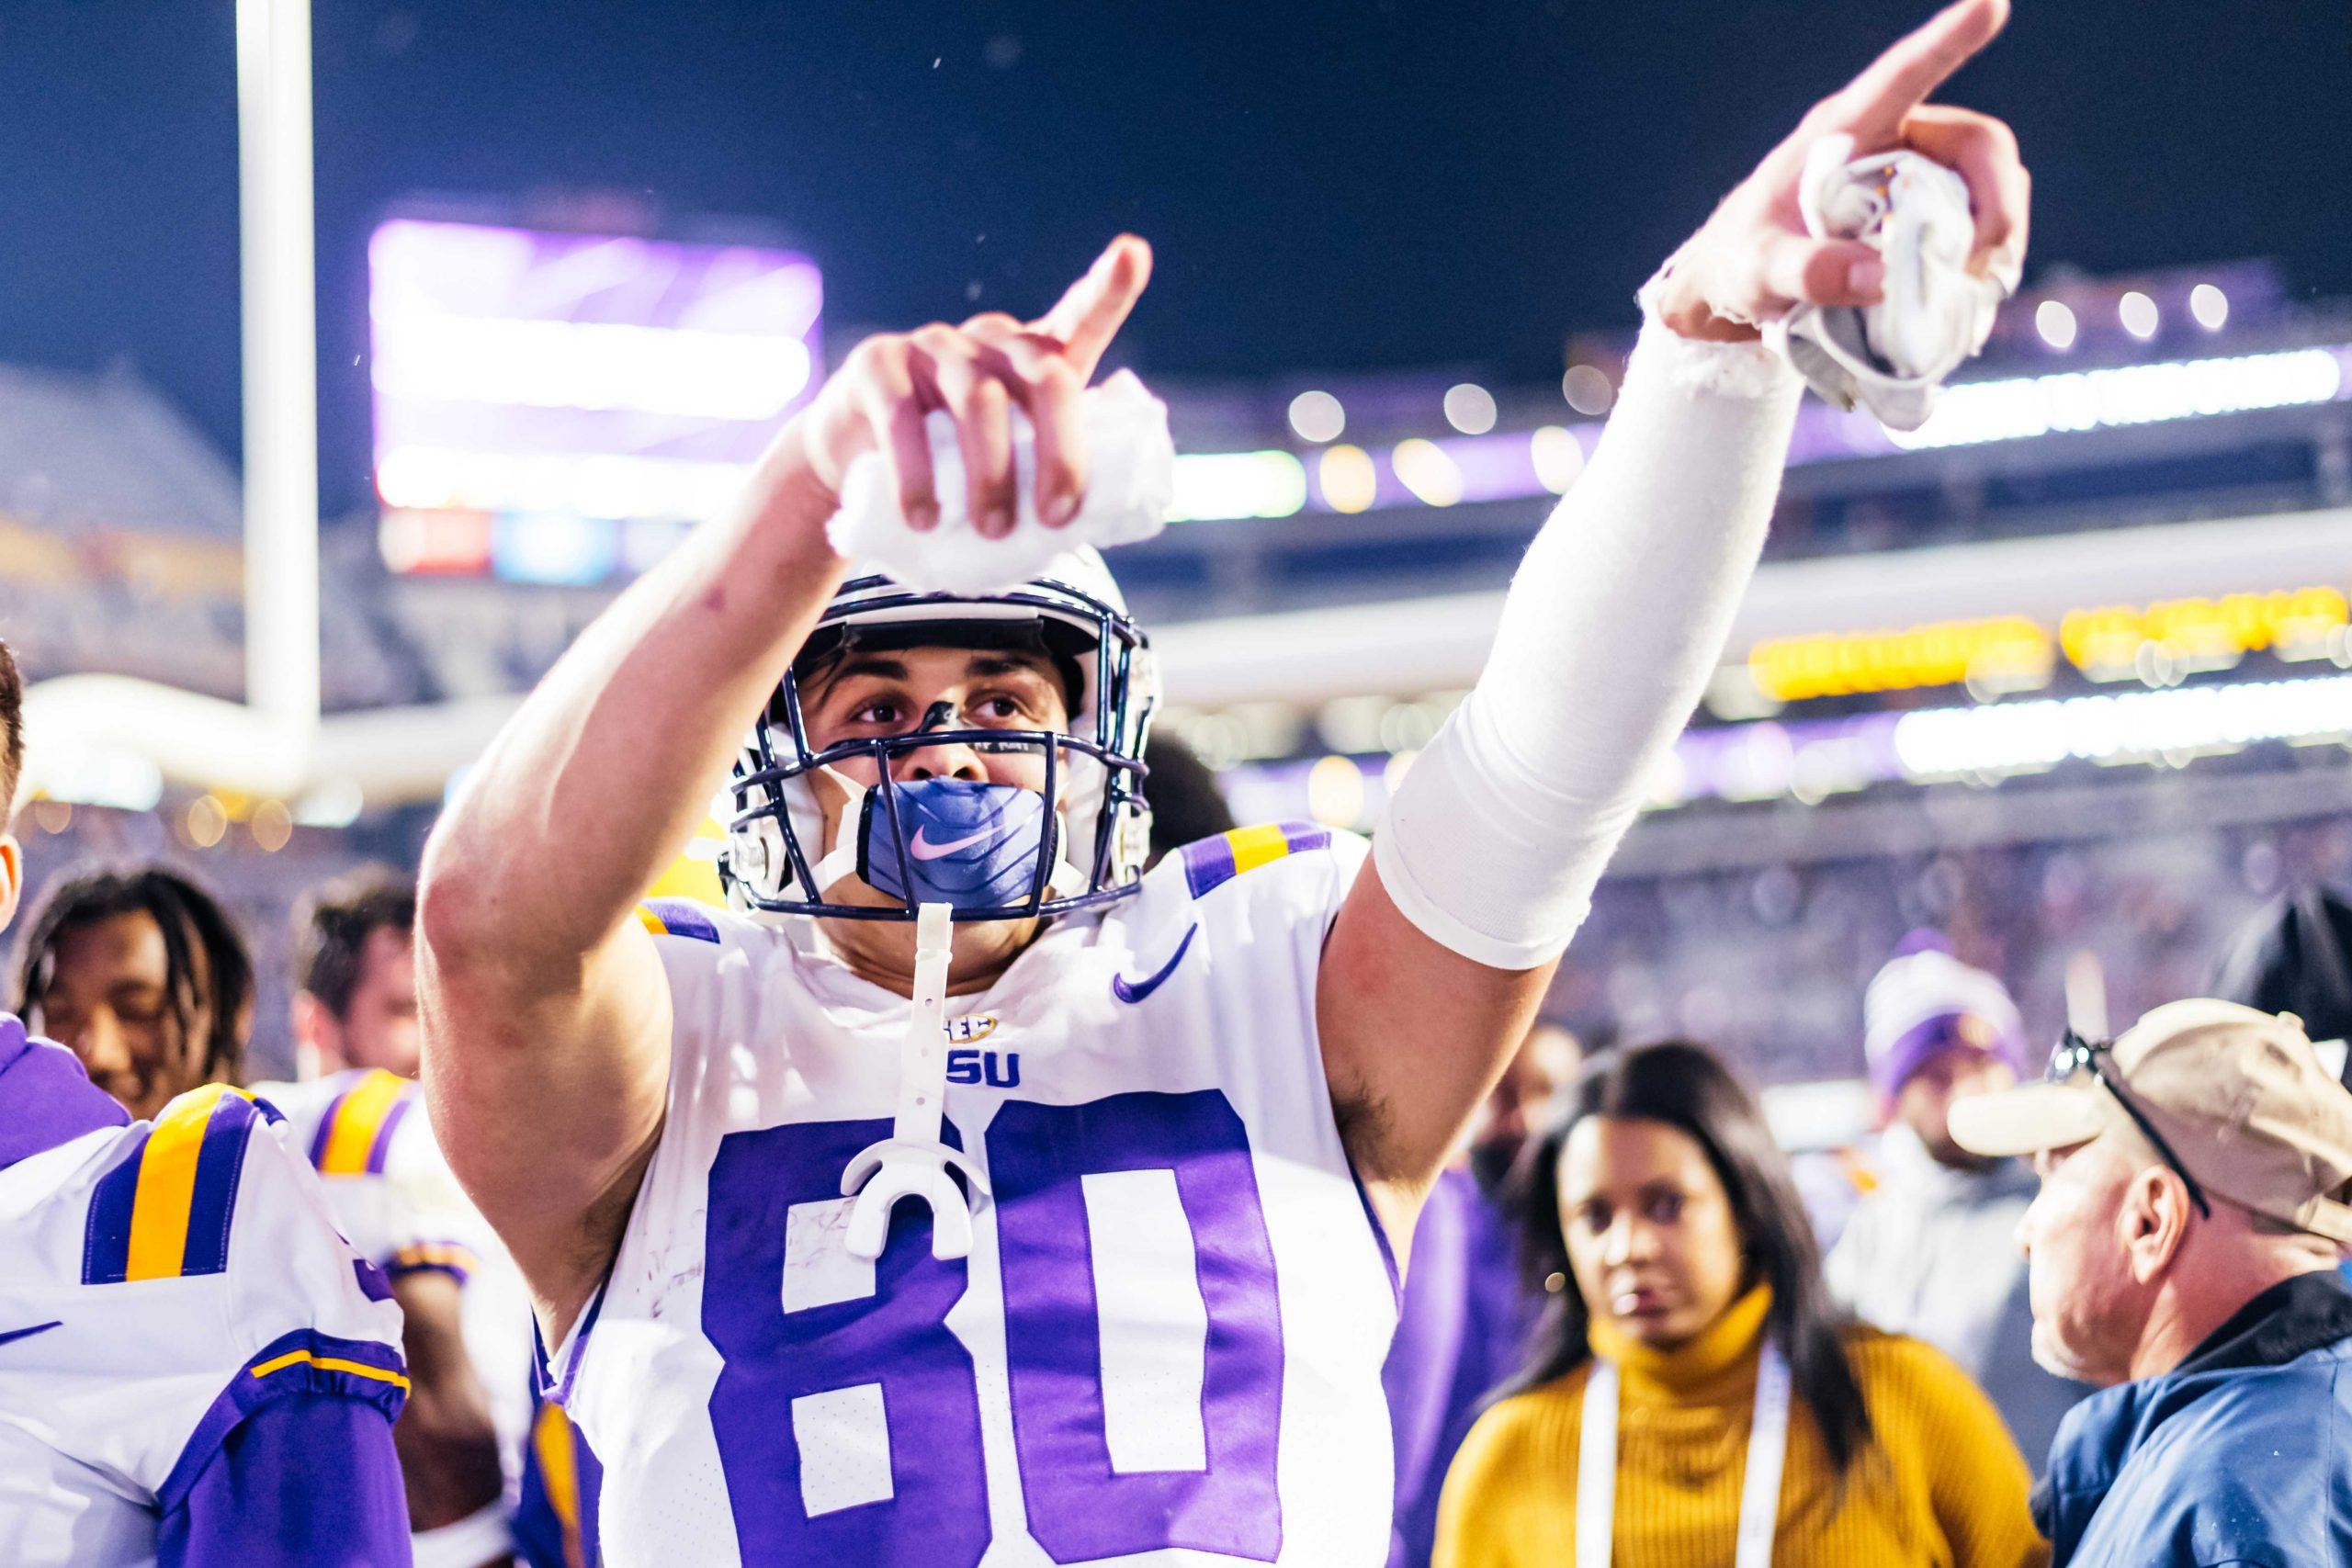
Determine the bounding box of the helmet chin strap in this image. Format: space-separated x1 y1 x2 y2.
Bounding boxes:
840 901 989 1260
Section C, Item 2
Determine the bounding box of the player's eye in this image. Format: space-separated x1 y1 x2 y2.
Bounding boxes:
1574 1198 1611 1234
1644 1191 1686 1224
973 693 1028 723
846 698 901 728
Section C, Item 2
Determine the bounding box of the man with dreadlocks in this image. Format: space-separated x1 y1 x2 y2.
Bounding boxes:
16 864 255 1122
0 660 413 1563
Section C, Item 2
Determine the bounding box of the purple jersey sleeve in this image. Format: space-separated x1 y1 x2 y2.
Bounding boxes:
153 1329 412 1568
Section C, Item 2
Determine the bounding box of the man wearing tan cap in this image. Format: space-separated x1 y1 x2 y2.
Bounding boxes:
1950 998 2352 1568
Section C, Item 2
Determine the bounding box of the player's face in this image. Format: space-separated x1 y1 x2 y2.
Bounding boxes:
800 645 1071 897
335 927 422 1077
1893 1045 2015 1171
795 644 1077 984
37 909 213 1122
1558 1114 1747 1351
803 646 1070 785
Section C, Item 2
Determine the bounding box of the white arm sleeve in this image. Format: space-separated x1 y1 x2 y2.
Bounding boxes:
1371 303 1804 969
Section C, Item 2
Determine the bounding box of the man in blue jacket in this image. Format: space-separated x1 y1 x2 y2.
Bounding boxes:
1951 998 2352 1568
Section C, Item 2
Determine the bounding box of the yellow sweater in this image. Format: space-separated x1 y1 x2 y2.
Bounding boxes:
1434 1286 2048 1568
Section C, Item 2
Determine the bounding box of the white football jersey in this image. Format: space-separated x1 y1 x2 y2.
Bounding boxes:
0 1066 408 1565
255 1070 542 1502
553 823 1401 1567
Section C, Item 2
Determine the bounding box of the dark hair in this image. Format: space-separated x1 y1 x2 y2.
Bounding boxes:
297 866 417 1021
1512 1040 1876 1477
1142 733 1238 866
15 864 255 1087
0 638 22 827
2212 884 2352 1066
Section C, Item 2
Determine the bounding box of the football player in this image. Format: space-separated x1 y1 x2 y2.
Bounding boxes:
0 646 413 1565
417 5 2028 1562
263 871 541 1568
16 865 255 1122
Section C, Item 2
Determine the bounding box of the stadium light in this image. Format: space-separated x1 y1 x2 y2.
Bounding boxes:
2119 291 2159 340
1443 383 1498 435
1287 389 1345 443
1887 347 2346 451
2190 283 2230 332
2035 299 2078 350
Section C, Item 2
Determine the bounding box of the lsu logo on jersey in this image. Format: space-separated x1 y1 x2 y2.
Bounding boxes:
945 1048 1020 1088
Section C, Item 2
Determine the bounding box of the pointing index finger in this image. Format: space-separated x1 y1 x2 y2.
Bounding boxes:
1031 235 1154 383
1834 0 2009 135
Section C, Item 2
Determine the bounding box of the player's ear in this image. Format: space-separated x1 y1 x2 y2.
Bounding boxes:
292 990 341 1077
0 832 24 935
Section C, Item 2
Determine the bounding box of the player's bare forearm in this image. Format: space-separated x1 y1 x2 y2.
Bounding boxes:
417 420 848 1314
1320 867 1555 1235
419 420 848 984
389 1271 507 1535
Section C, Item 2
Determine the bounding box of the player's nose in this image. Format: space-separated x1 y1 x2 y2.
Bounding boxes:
895 739 989 784
71 1009 129 1078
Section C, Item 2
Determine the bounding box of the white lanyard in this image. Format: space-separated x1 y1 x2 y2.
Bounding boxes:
1576 1340 1792 1568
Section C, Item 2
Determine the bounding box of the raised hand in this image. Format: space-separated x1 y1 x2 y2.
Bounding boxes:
1651 0 2028 343
797 236 1153 537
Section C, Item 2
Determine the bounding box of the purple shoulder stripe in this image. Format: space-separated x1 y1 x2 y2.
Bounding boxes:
1179 821 1335 899
305 1074 359 1169
82 1126 153 1285
180 1093 262 1277
364 1093 412 1175
153 1327 409 1515
642 897 721 943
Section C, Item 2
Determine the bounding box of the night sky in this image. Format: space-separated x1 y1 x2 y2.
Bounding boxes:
1 0 2346 516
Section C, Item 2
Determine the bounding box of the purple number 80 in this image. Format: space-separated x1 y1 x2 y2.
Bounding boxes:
704 1089 1285 1566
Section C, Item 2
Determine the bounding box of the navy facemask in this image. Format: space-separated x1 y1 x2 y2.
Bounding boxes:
856 776 1060 914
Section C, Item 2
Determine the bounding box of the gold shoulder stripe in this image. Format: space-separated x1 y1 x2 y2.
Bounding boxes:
124 1085 245 1283
318 1070 410 1177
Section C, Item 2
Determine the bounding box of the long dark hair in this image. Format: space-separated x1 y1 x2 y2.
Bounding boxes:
16 865 255 1089
1511 1040 1875 1477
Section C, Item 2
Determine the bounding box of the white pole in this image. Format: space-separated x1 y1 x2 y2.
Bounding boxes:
235 0 322 731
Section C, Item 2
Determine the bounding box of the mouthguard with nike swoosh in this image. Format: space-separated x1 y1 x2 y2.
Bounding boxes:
857 776 1062 912
1769 132 2015 433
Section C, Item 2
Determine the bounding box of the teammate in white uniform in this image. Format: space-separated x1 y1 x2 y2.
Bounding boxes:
263 872 545 1568
0 1054 413 1566
0 631 411 1564
418 6 2028 1562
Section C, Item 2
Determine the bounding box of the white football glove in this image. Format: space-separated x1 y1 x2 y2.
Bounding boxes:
1770 132 2017 431
830 369 1175 593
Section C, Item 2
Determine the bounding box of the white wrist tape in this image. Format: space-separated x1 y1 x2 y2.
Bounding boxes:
830 369 1175 593
1371 311 1801 969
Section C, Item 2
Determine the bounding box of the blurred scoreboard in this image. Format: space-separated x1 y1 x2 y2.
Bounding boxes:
369 218 822 583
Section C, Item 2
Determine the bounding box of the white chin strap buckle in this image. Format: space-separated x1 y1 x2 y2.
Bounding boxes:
841 902 990 1260
1769 132 2013 433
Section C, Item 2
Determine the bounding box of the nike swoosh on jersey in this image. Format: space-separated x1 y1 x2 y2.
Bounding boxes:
910 826 1001 861
1112 925 1199 1005
0 1321 61 1349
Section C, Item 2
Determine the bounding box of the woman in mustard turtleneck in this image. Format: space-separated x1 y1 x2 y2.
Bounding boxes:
1434 1042 2046 1568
